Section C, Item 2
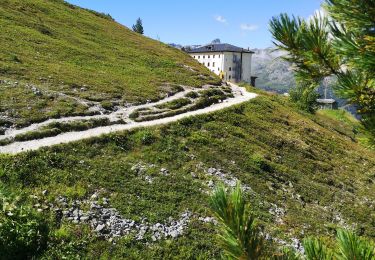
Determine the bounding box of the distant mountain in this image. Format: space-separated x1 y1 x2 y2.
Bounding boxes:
251 48 358 114
168 43 201 50
251 48 296 93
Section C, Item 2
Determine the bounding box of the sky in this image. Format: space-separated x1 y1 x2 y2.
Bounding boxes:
66 0 323 49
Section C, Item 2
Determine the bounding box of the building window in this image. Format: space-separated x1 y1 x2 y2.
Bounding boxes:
219 55 221 58
229 67 232 71
213 62 215 67
208 55 210 58
218 68 220 71
207 62 210 67
213 55 215 58
203 55 205 59
229 75 232 80
198 56 200 59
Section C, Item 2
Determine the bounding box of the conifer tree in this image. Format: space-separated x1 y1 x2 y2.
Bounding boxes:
132 17 144 34
269 0 374 140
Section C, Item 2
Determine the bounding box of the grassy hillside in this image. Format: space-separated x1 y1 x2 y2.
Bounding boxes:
1 88 374 259
0 0 219 127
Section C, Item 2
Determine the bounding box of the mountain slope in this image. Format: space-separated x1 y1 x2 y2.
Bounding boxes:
252 48 296 93
0 0 218 127
0 87 374 258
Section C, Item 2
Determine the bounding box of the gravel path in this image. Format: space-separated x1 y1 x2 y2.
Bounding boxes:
0 87 193 140
0 83 257 154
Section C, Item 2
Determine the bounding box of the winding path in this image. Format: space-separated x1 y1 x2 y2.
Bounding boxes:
0 83 257 154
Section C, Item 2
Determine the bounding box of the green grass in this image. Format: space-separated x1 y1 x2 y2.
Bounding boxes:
156 98 192 110
0 80 92 128
1 90 374 258
130 89 232 122
0 0 220 127
0 118 117 145
315 109 372 147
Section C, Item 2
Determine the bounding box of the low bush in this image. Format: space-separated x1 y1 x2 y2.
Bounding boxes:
100 101 115 111
14 128 62 142
0 138 13 146
9 118 114 144
134 130 156 145
156 98 192 110
185 91 199 99
0 188 49 259
45 118 111 132
129 111 140 120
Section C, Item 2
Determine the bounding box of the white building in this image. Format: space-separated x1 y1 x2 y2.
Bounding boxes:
187 43 256 85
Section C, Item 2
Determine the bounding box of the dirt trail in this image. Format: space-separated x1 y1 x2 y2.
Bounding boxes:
0 83 257 154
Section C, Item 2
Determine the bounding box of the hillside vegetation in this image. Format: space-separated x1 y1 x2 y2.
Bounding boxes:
0 0 218 127
1 88 374 258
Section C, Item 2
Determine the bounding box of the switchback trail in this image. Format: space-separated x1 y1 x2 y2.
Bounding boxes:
0 83 257 154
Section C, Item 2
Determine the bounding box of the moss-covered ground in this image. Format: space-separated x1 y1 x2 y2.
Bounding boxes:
1 89 374 259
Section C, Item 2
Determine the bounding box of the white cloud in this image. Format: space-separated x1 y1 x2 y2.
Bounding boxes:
240 23 259 31
215 15 227 24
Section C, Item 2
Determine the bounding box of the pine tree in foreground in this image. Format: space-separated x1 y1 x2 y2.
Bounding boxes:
210 183 375 259
209 183 264 259
269 0 374 138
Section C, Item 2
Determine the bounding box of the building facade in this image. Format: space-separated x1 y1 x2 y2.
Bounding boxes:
187 43 255 84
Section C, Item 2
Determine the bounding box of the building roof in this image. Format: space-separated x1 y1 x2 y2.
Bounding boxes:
316 98 336 104
187 43 254 54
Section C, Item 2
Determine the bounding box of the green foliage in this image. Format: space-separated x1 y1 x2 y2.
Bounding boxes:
269 13 337 113
0 188 49 259
289 83 319 113
0 93 374 258
185 91 199 99
303 237 333 259
134 129 156 145
132 17 144 34
324 0 375 72
316 109 373 148
272 247 302 260
209 183 264 259
1 118 114 145
335 229 375 260
156 98 192 110
100 100 115 111
269 1 375 123
269 13 339 83
0 0 219 127
210 184 375 260
300 229 375 260
14 128 62 142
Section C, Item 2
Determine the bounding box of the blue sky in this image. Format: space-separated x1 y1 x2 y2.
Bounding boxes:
66 0 323 49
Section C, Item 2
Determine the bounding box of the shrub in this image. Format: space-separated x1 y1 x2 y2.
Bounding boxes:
14 128 62 142
185 91 199 99
100 101 115 111
289 84 319 113
129 110 140 119
134 130 156 145
157 98 192 110
250 153 272 172
0 189 49 259
0 138 13 146
209 183 265 259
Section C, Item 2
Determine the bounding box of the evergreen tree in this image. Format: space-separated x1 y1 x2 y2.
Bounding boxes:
209 183 375 259
132 18 144 34
269 0 374 140
209 183 265 259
